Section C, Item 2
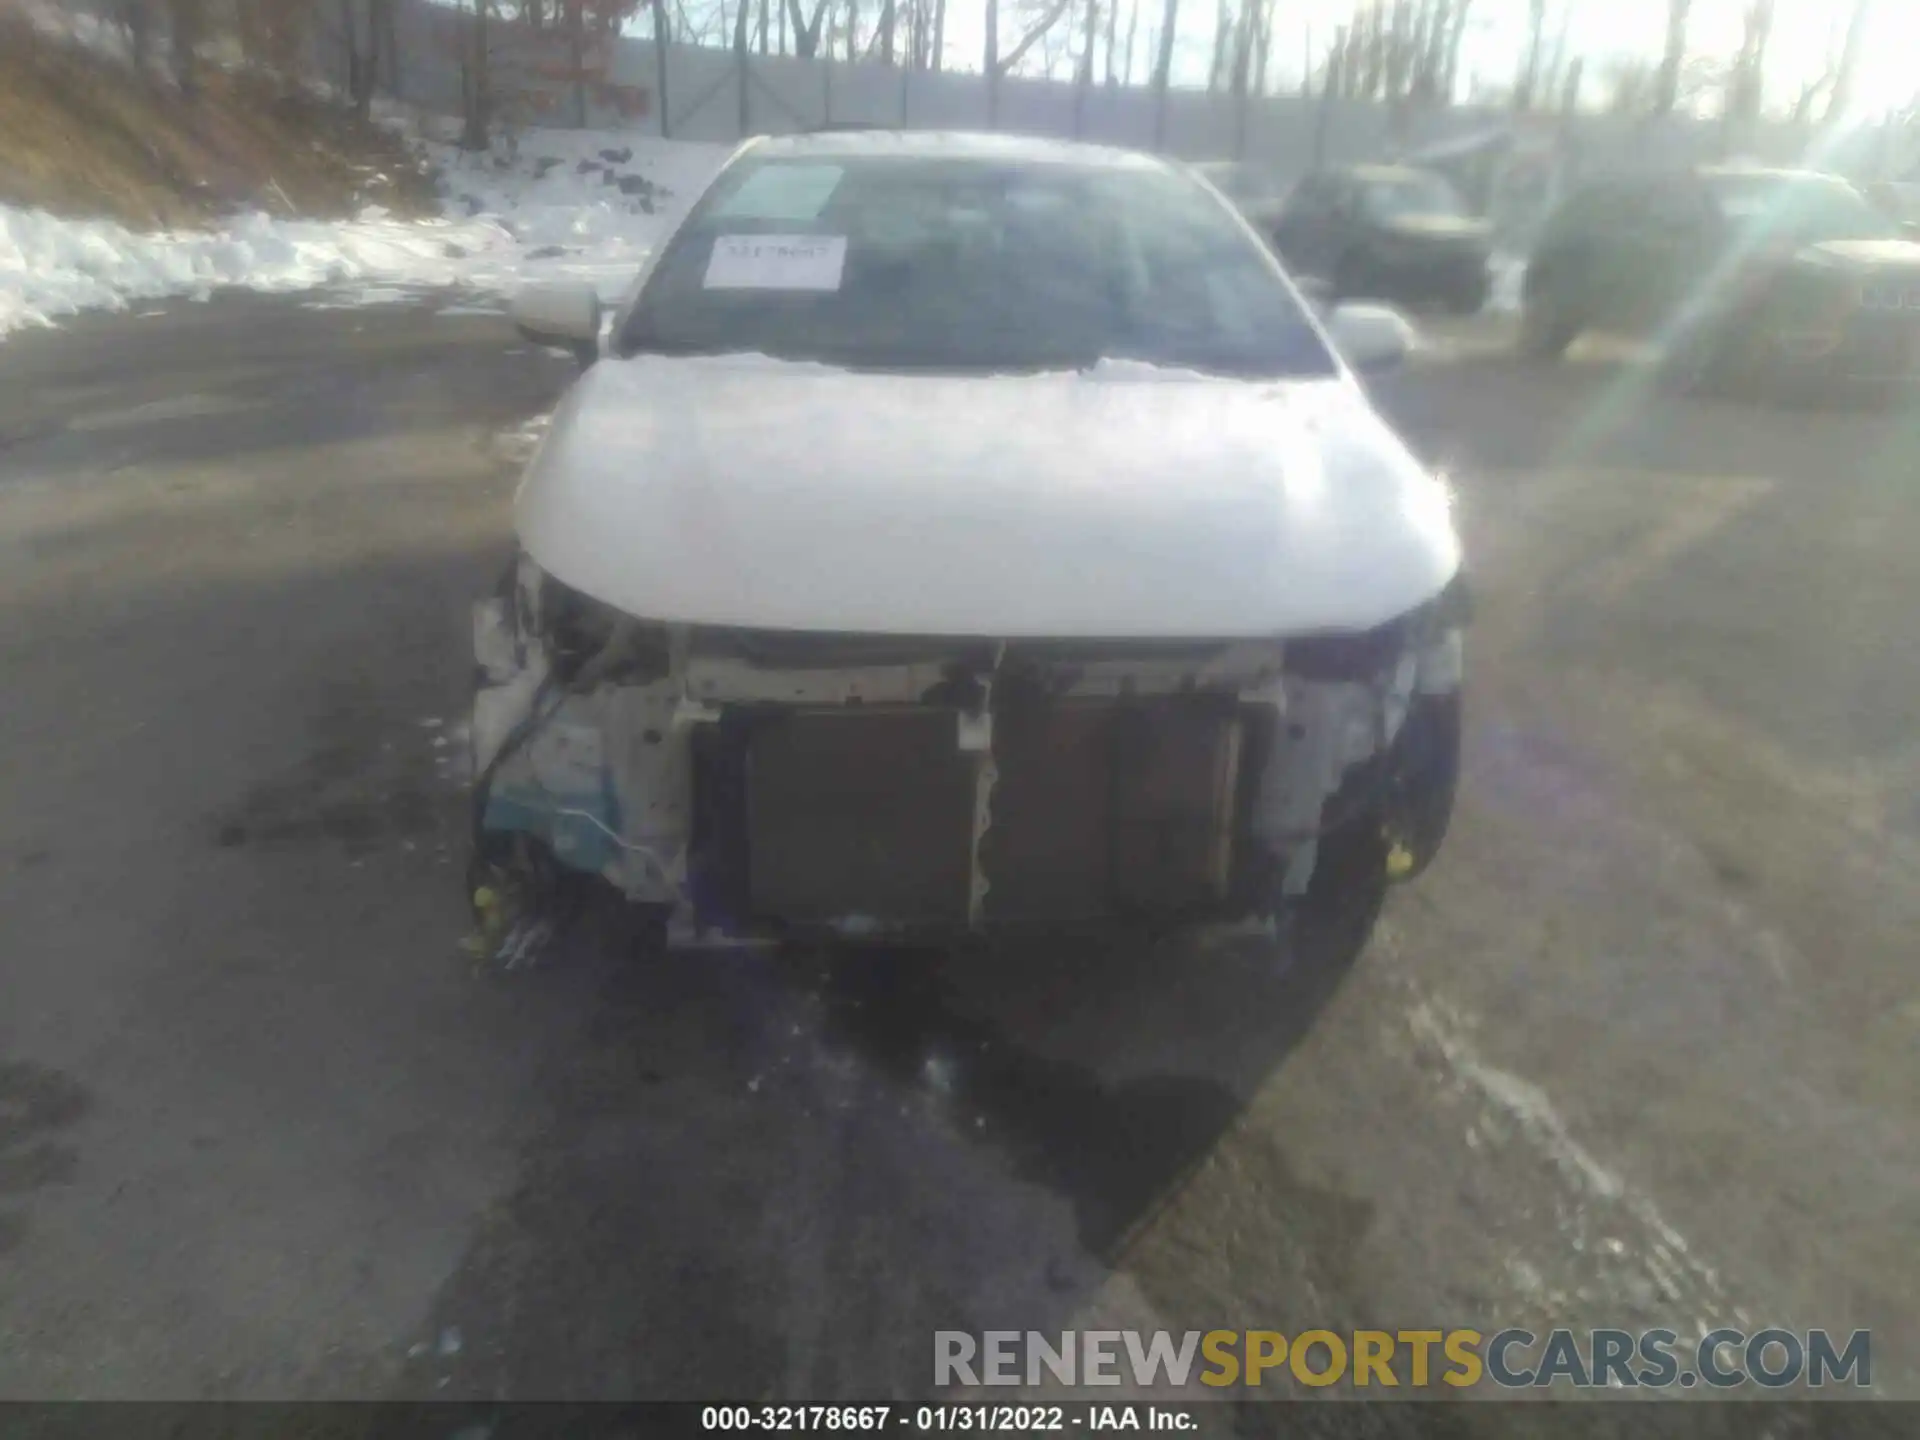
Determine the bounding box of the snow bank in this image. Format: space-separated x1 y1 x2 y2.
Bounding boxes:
0 118 730 339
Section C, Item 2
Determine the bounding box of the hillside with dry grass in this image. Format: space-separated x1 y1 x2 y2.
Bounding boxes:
0 14 437 229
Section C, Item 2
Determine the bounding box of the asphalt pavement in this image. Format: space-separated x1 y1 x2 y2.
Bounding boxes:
1 293 1916 1411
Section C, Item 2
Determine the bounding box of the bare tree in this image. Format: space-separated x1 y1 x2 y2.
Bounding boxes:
1652 0 1691 115
1071 0 1097 130
994 0 1078 75
1442 0 1472 99
985 0 998 118
932 0 945 69
651 0 672 136
1512 0 1545 110
458 0 490 149
1150 0 1178 146
1724 0 1774 127
782 0 832 56
1207 0 1230 92
1824 0 1871 123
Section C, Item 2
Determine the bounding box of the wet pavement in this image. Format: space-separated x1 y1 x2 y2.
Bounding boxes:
0 294 1916 1410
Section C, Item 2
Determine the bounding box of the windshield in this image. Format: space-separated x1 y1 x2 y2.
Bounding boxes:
1361 171 1467 222
617 153 1335 378
1707 174 1901 244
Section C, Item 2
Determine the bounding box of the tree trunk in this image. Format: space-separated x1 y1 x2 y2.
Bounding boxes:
877 0 895 62
1073 0 1097 133
784 0 832 58
1151 0 1178 146
1102 0 1117 83
363 0 385 116
985 0 998 122
995 0 1075 75
735 0 752 132
1652 0 1691 116
652 0 672 136
1120 0 1139 84
932 0 945 70
1442 0 1471 98
1513 0 1545 111
845 0 858 61
1824 0 1868 123
338 0 365 115
566 0 588 127
1253 0 1273 96
1207 0 1229 92
460 0 490 150
379 0 401 98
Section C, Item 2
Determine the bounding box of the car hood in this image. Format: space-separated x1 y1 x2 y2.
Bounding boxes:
1797 238 1920 272
515 353 1461 639
1379 213 1493 246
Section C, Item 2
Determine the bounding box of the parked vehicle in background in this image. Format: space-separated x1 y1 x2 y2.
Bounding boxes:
1520 165 1920 395
484 130 1466 962
1865 177 1920 227
1270 164 1493 314
1193 159 1291 235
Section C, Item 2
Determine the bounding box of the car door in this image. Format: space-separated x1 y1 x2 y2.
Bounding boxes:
1272 174 1340 277
1615 179 1719 333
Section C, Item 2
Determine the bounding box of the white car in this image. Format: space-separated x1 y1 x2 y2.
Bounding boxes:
474 130 1466 958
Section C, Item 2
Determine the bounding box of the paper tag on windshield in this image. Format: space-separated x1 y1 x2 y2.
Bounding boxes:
715 165 844 221
704 235 847 291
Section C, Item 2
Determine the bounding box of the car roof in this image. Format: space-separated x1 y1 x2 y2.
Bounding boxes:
743 129 1169 172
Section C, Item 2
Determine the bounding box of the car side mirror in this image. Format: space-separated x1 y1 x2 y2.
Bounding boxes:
511 282 602 367
1326 302 1412 375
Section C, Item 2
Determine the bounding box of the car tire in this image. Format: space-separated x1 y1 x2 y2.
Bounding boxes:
1518 286 1579 359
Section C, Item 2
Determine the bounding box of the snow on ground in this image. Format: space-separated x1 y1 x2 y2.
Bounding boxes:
0 111 729 339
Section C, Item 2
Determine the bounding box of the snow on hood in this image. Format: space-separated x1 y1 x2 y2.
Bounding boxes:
515 353 1462 639
0 123 729 338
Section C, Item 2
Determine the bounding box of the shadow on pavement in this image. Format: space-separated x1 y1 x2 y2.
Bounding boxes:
390 872 1386 1401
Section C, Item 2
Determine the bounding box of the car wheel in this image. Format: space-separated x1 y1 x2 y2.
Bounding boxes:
1518 286 1579 359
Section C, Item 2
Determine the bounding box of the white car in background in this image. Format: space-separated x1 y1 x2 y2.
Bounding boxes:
474 129 1467 960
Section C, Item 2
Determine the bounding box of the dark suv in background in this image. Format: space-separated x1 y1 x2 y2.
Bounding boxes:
1520 165 1920 393
1270 164 1493 314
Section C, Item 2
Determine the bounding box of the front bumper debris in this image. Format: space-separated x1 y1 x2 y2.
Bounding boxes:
472 554 1466 940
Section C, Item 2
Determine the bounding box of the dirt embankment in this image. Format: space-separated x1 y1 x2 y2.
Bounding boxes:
0 18 437 229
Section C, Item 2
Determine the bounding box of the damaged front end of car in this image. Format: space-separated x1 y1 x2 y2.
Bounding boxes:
470 552 1467 956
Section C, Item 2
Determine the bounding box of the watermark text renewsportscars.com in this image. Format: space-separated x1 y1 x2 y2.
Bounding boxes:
935 1329 1871 1390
